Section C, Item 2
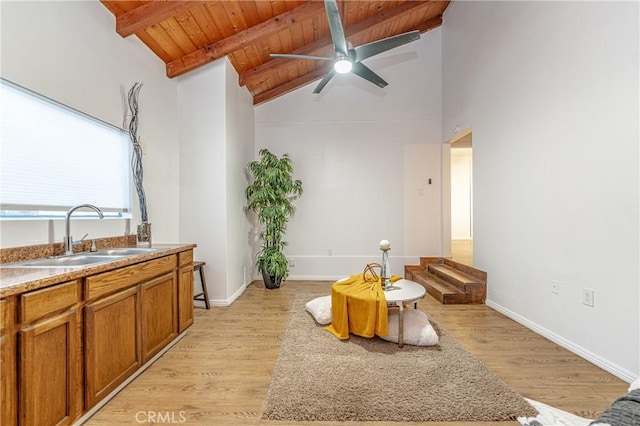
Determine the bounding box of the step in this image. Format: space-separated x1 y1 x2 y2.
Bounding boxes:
443 258 487 281
411 271 468 304
404 264 423 280
428 263 482 292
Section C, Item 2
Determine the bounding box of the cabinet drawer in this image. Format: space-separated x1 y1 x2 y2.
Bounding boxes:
20 281 80 324
178 250 193 267
86 255 177 301
0 298 15 334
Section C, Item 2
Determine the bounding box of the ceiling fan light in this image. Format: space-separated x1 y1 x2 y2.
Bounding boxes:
334 58 352 74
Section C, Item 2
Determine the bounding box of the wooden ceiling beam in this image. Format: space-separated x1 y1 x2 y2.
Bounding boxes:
411 15 444 34
166 1 326 78
115 0 196 38
253 67 331 106
239 2 442 88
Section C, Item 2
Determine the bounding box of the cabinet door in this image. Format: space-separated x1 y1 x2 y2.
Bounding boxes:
1 334 16 426
1 298 16 426
140 272 177 364
19 309 78 426
85 286 140 409
177 265 194 333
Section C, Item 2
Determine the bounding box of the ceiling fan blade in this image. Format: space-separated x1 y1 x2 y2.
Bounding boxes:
353 30 421 62
324 0 348 56
351 62 388 89
270 53 335 61
313 69 336 94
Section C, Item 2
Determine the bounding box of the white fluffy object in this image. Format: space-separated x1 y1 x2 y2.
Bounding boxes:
379 309 439 346
518 398 593 426
305 295 332 325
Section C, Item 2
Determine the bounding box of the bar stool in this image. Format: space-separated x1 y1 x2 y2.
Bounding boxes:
193 261 210 309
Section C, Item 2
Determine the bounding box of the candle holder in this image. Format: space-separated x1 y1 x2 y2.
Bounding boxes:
379 239 392 290
137 221 152 247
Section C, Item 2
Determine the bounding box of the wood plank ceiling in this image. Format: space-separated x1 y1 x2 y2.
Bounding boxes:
101 1 450 105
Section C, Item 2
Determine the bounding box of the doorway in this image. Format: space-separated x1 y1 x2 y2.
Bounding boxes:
449 130 473 266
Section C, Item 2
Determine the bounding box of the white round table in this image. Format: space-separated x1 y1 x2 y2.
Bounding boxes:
384 279 426 347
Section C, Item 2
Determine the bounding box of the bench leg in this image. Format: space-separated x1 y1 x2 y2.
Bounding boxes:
199 267 210 309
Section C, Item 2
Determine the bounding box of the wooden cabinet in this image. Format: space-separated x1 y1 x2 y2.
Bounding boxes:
84 286 140 409
17 281 81 426
2 247 195 425
84 253 181 406
140 272 177 363
1 297 17 426
177 251 194 333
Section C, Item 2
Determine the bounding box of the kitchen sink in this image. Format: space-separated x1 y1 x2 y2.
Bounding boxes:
4 254 127 269
93 248 160 256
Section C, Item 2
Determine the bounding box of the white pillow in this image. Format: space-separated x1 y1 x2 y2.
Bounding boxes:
379 309 439 346
305 295 332 325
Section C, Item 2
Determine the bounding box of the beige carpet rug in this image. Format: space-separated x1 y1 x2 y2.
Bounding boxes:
261 295 538 422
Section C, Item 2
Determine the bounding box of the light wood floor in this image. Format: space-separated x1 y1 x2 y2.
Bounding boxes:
86 280 628 426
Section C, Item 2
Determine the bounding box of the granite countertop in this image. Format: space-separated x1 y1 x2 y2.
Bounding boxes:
0 243 197 298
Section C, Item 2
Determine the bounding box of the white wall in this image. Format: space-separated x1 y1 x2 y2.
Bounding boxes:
0 0 179 247
442 1 639 380
224 61 255 299
255 29 443 280
178 62 228 301
177 60 254 304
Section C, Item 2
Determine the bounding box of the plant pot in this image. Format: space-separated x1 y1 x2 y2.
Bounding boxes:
261 268 281 290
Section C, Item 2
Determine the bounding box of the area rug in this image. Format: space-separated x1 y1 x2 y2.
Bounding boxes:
261 295 538 422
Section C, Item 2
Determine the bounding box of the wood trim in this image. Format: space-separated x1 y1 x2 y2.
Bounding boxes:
253 66 331 105
113 0 195 38
166 1 326 78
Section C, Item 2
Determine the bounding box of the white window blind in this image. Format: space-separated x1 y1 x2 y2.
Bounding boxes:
0 79 132 219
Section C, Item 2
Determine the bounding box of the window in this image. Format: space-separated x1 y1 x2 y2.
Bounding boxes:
0 78 132 219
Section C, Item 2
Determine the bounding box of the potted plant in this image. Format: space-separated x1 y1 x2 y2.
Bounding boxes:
246 148 303 289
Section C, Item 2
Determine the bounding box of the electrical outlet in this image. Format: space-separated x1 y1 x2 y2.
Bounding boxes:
582 288 595 307
288 258 296 268
551 280 560 294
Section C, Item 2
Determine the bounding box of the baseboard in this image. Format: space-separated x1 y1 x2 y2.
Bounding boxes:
206 281 248 307
486 299 636 383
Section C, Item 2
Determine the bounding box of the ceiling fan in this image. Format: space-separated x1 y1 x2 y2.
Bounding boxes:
270 0 421 94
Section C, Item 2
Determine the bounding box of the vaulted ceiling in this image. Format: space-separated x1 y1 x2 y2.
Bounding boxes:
101 1 449 105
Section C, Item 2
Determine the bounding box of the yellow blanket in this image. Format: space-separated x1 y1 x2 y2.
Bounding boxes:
325 274 402 340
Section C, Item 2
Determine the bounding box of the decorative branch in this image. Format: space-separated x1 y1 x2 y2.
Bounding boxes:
127 82 148 223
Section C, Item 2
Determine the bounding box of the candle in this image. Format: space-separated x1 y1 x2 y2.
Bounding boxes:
379 239 391 250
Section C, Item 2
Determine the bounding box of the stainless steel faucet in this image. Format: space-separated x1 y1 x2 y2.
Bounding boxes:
64 204 104 255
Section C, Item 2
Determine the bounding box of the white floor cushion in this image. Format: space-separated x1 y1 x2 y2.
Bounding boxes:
305 295 332 325
518 398 592 426
379 309 439 346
